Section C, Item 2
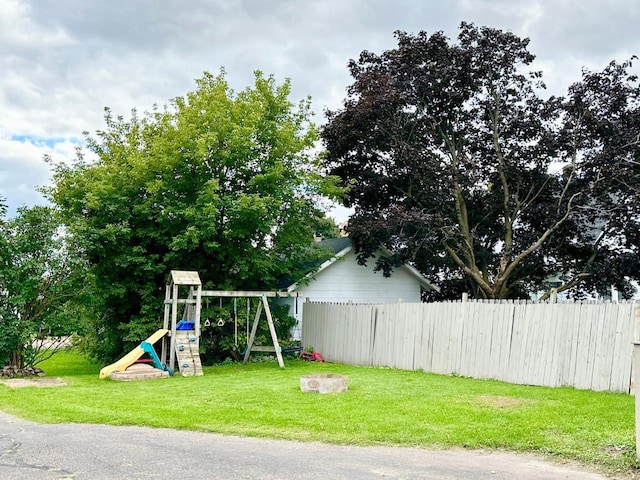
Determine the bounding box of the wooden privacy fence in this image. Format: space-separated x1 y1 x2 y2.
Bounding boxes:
302 300 640 393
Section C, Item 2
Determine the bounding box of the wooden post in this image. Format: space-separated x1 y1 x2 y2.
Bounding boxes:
461 293 468 303
194 284 202 338
550 288 558 304
635 341 640 459
635 307 640 459
161 283 171 365
262 294 285 368
169 283 179 372
243 301 263 364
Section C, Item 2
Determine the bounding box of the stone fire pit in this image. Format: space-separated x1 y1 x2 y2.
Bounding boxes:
300 373 348 394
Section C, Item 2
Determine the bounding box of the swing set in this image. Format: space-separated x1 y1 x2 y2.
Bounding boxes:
202 296 250 349
162 270 300 373
200 289 300 368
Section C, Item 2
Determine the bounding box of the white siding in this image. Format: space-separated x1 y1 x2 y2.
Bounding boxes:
277 251 422 339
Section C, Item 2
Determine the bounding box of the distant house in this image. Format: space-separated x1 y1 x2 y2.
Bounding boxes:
531 274 640 302
274 237 438 340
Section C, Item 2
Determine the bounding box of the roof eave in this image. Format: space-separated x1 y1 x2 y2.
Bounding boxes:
284 244 440 294
285 246 352 292
400 263 440 292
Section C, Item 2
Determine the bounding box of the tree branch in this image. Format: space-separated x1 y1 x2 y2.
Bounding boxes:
439 127 478 270
490 91 515 282
501 191 582 283
538 228 605 301
444 242 493 298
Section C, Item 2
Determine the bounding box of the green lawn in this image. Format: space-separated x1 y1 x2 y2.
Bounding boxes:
0 351 637 476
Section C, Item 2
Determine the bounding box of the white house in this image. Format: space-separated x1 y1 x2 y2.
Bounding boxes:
274 238 438 339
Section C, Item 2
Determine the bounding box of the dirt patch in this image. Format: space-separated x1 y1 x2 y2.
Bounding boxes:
475 394 528 408
600 444 634 457
0 377 68 388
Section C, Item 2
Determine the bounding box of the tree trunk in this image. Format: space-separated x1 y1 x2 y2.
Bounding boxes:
8 347 25 369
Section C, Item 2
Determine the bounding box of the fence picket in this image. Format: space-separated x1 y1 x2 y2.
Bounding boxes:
511 303 530 385
595 303 616 391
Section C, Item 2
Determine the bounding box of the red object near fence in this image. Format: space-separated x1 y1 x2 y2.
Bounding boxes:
300 351 325 362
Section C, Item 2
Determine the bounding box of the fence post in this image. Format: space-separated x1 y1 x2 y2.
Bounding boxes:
635 306 640 459
635 341 640 459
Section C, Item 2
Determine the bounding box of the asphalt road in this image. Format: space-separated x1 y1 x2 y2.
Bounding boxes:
0 410 612 480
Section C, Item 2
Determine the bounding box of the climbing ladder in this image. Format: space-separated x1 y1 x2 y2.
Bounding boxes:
174 330 203 376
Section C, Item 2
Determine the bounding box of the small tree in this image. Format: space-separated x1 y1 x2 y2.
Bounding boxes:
0 205 86 371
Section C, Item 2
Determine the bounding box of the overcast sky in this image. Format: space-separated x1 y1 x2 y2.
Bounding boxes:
1 0 639 219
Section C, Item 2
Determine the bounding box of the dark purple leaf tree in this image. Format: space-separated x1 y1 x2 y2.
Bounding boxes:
322 22 640 300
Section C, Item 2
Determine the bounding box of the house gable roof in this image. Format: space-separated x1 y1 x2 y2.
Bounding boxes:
280 237 438 293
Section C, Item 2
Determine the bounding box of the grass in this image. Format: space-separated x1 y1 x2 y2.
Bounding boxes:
0 350 638 476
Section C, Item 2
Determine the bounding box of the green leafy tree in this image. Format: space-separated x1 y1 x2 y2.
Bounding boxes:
0 206 86 370
322 23 640 300
48 70 340 360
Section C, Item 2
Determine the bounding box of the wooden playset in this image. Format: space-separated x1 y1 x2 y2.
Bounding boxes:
99 270 300 380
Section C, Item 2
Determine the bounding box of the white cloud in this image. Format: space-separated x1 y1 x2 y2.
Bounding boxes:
0 0 74 49
0 135 79 214
1 0 638 218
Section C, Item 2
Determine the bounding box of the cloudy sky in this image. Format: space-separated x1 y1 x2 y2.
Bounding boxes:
1 0 638 218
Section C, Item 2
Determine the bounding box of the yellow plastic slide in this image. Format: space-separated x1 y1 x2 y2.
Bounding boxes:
99 329 169 379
